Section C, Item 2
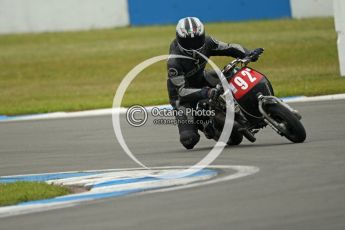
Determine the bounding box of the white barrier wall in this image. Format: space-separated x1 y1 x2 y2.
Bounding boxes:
334 0 345 76
0 0 336 34
0 0 129 34
290 0 334 18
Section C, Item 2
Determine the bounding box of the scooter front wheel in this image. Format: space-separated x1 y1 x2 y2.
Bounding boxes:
265 103 306 143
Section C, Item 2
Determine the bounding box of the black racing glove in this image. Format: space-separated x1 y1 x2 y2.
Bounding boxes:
249 48 264 62
208 88 221 100
202 85 222 100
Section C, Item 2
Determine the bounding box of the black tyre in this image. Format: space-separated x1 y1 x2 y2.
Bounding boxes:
265 103 306 143
227 131 243 146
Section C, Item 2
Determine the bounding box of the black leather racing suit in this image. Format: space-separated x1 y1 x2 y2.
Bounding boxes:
167 36 250 149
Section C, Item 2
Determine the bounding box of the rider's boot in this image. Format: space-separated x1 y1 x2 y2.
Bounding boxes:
203 121 216 139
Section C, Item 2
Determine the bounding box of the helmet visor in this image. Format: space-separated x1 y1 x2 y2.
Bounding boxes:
178 33 205 50
178 43 205 57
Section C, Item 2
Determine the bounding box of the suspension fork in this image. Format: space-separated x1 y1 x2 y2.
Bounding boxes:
257 94 302 134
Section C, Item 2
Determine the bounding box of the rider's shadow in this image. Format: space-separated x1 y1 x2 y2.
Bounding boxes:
167 141 296 153
138 141 298 156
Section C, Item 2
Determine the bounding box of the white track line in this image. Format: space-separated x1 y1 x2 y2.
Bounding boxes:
282 93 345 103
0 93 344 123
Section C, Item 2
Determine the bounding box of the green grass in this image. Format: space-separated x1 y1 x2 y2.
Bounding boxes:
0 182 70 206
0 17 344 115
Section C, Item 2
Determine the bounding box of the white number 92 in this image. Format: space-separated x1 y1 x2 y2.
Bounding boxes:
233 69 257 90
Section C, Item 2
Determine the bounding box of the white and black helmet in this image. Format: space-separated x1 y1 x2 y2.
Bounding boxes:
176 17 205 53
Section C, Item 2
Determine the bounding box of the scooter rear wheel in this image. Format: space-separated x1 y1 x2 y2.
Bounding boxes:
227 131 243 145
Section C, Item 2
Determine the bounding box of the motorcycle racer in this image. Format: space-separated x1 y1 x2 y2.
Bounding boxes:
167 16 261 149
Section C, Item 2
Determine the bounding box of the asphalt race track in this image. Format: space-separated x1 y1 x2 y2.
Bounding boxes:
1 99 345 230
